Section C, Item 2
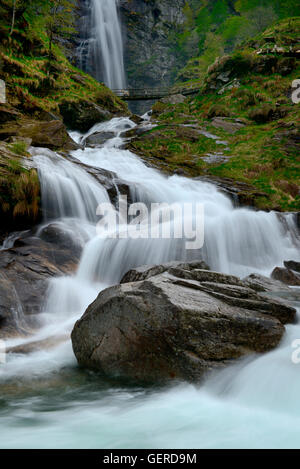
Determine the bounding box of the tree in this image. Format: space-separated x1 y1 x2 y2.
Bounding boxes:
44 0 76 72
7 0 45 38
9 0 17 36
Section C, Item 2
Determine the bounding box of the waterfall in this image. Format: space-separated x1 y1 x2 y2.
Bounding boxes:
90 0 126 89
0 117 300 449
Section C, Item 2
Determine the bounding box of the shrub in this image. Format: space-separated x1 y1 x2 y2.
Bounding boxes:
207 103 231 118
13 170 40 220
234 88 257 107
248 104 275 123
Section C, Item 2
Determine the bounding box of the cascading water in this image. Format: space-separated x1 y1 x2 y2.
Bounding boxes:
0 117 300 449
86 0 126 89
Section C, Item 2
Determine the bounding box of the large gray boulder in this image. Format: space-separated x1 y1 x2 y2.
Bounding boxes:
72 261 296 383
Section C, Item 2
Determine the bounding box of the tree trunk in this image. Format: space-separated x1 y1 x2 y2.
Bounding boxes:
9 0 17 37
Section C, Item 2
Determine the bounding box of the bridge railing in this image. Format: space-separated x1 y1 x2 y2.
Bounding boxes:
111 87 200 100
112 88 171 99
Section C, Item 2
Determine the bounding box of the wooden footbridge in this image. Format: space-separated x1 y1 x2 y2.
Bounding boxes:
112 87 199 101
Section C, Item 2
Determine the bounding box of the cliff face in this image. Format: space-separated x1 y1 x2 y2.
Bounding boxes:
119 0 186 88
77 0 187 89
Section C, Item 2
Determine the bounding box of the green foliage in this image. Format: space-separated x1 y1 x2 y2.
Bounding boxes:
175 0 299 86
9 141 28 155
44 0 76 56
134 18 300 212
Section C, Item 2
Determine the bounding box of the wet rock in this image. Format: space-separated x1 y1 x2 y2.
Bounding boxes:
130 114 143 125
7 334 69 354
243 273 292 294
122 125 153 139
271 267 300 286
59 100 112 132
66 154 132 207
72 261 296 383
0 231 82 338
39 223 83 259
194 176 268 209
84 131 115 147
284 260 300 273
0 119 79 151
121 260 210 284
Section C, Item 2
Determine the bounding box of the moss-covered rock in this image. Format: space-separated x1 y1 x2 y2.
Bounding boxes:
59 100 112 132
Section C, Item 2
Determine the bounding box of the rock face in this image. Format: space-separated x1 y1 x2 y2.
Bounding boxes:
243 273 291 292
72 261 296 383
77 0 186 90
0 117 79 151
271 266 300 286
84 131 115 147
119 0 186 89
0 229 82 338
0 104 20 123
59 100 112 132
284 260 300 273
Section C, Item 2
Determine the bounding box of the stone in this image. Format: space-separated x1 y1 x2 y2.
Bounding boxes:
271 267 300 286
72 261 296 383
284 260 300 273
117 0 187 89
0 119 79 151
0 104 20 124
161 94 186 105
194 175 268 209
59 100 112 132
243 273 291 292
211 117 245 134
66 154 132 207
0 230 82 338
84 131 115 147
121 260 210 283
130 114 143 125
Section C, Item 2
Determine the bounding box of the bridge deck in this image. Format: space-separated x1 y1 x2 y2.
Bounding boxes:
112 88 199 101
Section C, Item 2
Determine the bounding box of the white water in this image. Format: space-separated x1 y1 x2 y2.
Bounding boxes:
90 0 126 89
0 117 300 449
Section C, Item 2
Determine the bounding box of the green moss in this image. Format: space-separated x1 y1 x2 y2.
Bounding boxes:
0 4 127 119
8 141 29 156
